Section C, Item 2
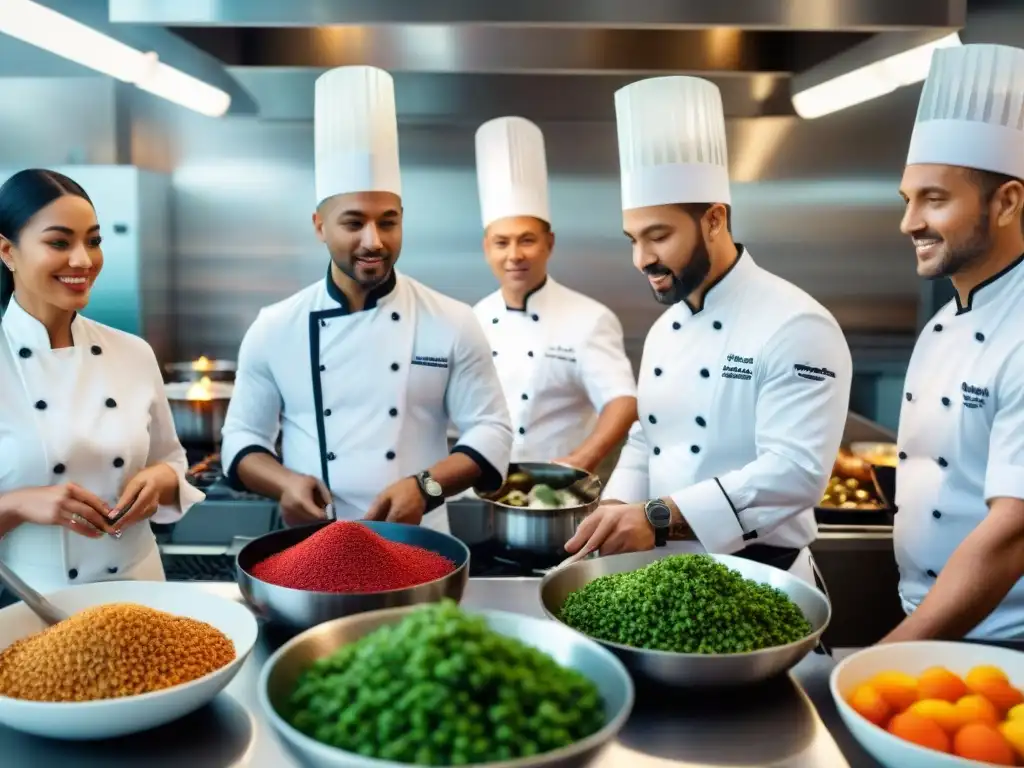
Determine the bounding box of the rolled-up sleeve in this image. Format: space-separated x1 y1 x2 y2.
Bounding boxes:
672 313 852 553
221 310 284 489
985 348 1024 502
144 348 205 524
603 420 649 503
447 310 513 492
579 310 637 412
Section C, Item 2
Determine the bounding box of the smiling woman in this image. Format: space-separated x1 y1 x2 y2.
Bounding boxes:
0 168 205 598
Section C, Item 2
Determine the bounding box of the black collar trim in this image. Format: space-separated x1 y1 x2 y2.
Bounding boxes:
683 244 745 315
505 276 548 312
954 251 1024 315
325 264 397 314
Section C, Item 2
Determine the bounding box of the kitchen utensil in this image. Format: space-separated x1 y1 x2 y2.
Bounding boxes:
0 580 258 740
260 605 634 768
235 520 470 632
0 560 67 626
831 641 1024 768
539 550 831 687
163 358 236 384
477 462 602 556
164 380 233 447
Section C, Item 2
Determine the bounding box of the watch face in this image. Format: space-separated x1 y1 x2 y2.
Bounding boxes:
646 501 671 527
425 478 443 497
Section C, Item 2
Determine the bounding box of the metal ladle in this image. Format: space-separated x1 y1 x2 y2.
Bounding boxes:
0 560 68 626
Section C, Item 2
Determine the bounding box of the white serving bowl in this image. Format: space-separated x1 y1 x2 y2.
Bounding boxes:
0 580 258 740
831 641 1024 768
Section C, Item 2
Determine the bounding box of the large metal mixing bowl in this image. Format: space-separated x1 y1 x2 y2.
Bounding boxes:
260 605 635 768
540 550 831 687
476 462 602 556
236 521 469 632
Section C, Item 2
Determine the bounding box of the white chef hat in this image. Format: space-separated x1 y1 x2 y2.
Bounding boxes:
474 116 550 228
614 76 730 211
907 44 1024 179
314 65 401 205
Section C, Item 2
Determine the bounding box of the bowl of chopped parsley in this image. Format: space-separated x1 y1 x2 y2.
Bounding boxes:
539 552 831 687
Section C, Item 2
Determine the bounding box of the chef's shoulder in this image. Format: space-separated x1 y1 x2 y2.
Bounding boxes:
471 289 503 322
755 270 845 337
78 317 161 370
240 281 322 345
405 275 481 335
553 283 622 330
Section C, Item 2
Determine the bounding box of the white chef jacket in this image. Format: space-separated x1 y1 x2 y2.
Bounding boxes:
894 254 1024 640
0 299 203 594
603 248 852 570
220 269 513 523
473 278 637 463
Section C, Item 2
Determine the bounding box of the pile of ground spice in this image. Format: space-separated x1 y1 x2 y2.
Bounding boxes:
0 603 235 702
252 521 457 593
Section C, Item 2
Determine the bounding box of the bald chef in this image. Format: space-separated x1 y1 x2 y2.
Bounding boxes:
472 117 638 470
221 66 512 528
882 44 1024 642
565 75 853 587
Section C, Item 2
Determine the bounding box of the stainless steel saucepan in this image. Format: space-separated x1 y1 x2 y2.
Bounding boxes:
476 462 602 556
164 379 233 447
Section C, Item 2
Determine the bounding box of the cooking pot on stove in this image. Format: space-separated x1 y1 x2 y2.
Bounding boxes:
164 356 236 384
477 462 602 557
164 379 233 447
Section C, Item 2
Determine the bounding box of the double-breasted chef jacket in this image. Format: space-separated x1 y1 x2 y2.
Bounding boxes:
895 254 1024 639
0 299 204 595
220 268 513 523
603 247 853 581
473 277 637 463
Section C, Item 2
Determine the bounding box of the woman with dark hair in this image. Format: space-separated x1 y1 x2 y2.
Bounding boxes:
0 169 203 594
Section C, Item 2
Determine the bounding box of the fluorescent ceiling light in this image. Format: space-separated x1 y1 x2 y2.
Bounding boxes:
792 32 962 120
0 0 230 117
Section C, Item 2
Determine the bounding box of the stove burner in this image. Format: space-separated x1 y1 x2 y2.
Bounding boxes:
468 540 564 577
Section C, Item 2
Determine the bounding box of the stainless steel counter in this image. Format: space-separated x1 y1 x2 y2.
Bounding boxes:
0 579 882 767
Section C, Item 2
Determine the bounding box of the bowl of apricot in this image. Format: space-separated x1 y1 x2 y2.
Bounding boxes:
831 642 1024 767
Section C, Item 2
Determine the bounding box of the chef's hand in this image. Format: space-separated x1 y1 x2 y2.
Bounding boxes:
364 478 426 526
0 483 115 538
279 473 332 527
111 463 180 533
564 502 654 557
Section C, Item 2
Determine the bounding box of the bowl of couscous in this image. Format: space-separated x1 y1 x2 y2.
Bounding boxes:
0 580 257 740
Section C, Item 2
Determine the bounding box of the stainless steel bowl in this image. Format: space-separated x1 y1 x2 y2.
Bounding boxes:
236 521 469 631
479 462 602 556
539 551 831 687
259 605 635 768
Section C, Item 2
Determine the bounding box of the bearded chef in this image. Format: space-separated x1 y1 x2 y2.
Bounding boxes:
881 44 1024 642
471 116 638 471
220 66 512 528
0 169 203 597
565 76 853 587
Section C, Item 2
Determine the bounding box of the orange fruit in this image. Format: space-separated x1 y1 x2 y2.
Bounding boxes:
907 699 964 734
965 665 1010 692
1007 703 1024 721
955 694 1001 726
998 719 1024 761
917 667 968 703
953 723 1015 765
887 710 951 753
848 684 891 726
871 671 919 713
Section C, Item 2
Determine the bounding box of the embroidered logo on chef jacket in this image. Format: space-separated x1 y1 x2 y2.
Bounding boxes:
544 344 577 363
961 381 990 409
794 364 837 382
722 354 754 380
411 355 449 369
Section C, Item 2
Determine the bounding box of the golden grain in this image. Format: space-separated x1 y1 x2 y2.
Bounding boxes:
0 603 235 702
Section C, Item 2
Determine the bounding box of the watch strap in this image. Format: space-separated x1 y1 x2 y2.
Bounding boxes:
415 472 445 512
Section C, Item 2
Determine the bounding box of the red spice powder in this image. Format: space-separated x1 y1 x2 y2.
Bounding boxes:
251 522 457 593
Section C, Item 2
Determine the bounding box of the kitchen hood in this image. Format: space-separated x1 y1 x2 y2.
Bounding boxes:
108 0 965 121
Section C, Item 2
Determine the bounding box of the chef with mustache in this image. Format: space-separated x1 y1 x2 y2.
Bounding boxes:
565 75 853 588
882 44 1024 642
472 116 638 472
221 66 513 528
